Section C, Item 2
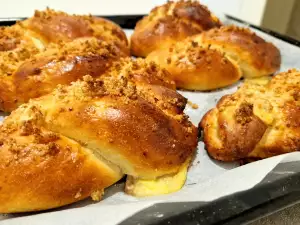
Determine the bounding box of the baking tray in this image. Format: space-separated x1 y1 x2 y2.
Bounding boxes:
0 14 300 225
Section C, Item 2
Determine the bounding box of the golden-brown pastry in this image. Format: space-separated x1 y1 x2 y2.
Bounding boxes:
130 0 221 57
190 25 281 78
103 57 176 90
0 126 123 212
200 69 300 162
1 38 127 112
21 8 129 54
0 9 129 112
147 39 242 90
147 25 281 90
0 58 198 213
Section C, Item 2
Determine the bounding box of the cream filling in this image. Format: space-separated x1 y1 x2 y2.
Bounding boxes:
125 161 190 197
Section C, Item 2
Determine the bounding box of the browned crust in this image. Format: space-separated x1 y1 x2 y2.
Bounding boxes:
0 125 122 213
0 77 16 112
283 102 300 128
216 102 268 160
171 0 222 29
69 96 197 177
0 58 197 212
146 39 242 90
23 8 128 49
0 25 24 51
0 25 41 60
130 0 221 57
28 60 197 177
10 38 125 110
105 57 176 90
0 8 130 112
200 69 300 162
193 25 281 77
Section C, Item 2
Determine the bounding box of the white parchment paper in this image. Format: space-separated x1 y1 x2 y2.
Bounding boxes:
1 17 300 225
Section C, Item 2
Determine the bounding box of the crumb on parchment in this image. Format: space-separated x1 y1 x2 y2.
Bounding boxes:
187 101 198 109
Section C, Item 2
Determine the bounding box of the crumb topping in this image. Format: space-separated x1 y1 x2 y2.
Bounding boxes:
185 42 213 65
217 69 300 132
31 37 120 64
0 26 23 51
107 58 175 88
205 69 300 161
0 8 127 83
217 25 256 36
166 39 228 68
57 38 119 57
0 57 195 168
234 102 254 125
0 45 39 76
49 58 193 129
149 0 221 27
0 25 40 76
31 8 127 47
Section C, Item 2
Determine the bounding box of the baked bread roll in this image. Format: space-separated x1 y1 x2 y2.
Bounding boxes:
0 58 197 213
1 38 127 112
21 8 129 54
190 25 281 78
0 9 129 112
130 0 221 57
147 25 281 90
200 69 300 162
147 39 242 90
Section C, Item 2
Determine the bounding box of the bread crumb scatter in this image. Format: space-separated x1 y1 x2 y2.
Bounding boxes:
74 189 82 199
187 101 198 109
91 190 104 201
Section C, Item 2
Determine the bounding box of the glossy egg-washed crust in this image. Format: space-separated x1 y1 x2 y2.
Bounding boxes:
190 25 281 78
130 0 221 57
146 25 281 90
0 58 198 213
0 8 129 112
22 8 128 53
1 38 127 111
200 69 300 161
147 39 242 90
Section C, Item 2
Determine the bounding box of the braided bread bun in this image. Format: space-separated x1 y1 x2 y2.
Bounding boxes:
0 58 197 213
1 38 128 112
0 9 129 112
200 69 300 162
130 0 221 57
21 8 129 54
147 25 281 90
190 26 281 78
147 39 242 90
